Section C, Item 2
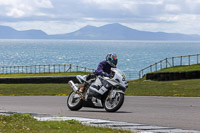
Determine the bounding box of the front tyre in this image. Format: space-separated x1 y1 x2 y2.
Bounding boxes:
104 92 124 112
67 91 83 111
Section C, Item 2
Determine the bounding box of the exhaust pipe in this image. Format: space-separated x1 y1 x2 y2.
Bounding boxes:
68 80 84 99
68 80 79 92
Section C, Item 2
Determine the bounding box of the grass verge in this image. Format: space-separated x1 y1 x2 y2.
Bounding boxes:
0 114 131 133
0 84 71 96
126 78 200 97
0 67 200 97
153 64 200 73
0 78 200 97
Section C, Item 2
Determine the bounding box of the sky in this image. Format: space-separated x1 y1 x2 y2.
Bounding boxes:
0 0 200 35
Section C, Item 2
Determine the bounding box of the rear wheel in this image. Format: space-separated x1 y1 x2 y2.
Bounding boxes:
67 91 83 111
104 92 124 112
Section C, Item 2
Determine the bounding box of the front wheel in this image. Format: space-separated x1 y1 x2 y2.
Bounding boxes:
67 91 83 111
104 92 124 112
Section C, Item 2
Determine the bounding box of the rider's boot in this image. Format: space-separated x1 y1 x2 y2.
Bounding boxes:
79 86 85 93
79 74 96 93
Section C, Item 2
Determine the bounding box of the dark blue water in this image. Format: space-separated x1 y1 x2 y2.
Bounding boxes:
0 39 200 73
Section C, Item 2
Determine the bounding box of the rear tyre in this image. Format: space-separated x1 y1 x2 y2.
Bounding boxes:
104 92 124 112
67 91 83 111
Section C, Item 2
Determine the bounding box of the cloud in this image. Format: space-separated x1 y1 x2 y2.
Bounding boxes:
7 8 25 17
81 0 163 16
0 0 200 35
126 13 200 35
0 0 53 18
165 4 181 12
35 0 54 8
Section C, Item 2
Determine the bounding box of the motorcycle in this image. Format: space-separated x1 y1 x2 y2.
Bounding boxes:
67 68 128 112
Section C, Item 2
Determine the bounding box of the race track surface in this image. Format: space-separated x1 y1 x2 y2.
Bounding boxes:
0 96 200 131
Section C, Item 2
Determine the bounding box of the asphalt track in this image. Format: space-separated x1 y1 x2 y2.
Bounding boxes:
0 96 200 131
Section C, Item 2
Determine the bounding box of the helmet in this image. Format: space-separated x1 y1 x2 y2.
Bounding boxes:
106 53 118 67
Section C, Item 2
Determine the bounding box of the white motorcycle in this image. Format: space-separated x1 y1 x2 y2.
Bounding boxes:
67 68 128 112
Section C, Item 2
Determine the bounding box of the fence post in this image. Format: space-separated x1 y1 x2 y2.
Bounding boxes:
3 67 4 74
48 65 50 73
21 66 23 73
159 61 161 70
139 71 141 79
44 65 45 73
189 55 191 65
53 65 55 73
10 66 11 74
64 64 66 72
172 57 174 67
165 58 168 68
35 65 36 73
155 63 157 71
197 54 199 64
69 64 72 72
59 64 60 73
39 65 40 73
25 66 27 73
180 56 182 66
5 67 7 74
150 65 152 72
142 70 144 78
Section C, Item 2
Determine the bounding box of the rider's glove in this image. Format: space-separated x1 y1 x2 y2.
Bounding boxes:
102 72 109 77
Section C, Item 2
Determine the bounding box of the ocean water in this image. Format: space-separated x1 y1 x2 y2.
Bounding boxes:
0 39 200 75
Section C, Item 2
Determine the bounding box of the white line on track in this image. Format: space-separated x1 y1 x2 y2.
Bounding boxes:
35 116 199 133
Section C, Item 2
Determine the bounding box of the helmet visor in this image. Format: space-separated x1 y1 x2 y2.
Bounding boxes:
111 59 118 67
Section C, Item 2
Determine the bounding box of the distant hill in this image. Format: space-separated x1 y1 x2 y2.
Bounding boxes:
0 25 48 39
1 23 200 40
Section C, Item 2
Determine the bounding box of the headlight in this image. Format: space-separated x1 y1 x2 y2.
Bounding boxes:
110 71 115 78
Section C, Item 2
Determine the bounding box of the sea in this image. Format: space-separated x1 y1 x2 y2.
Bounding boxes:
0 39 200 79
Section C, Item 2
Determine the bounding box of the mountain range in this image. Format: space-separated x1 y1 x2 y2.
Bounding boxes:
0 23 200 40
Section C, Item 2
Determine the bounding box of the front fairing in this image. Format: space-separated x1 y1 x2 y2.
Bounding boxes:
109 68 128 89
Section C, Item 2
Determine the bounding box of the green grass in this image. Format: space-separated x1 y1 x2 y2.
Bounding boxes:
126 78 200 97
0 84 72 96
154 64 200 73
0 72 91 77
0 66 199 97
0 78 200 97
0 114 131 133
0 72 89 96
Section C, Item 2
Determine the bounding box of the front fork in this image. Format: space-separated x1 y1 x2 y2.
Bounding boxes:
109 88 125 99
68 80 84 99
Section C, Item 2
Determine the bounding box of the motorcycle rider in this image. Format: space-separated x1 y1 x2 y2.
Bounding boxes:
79 53 118 93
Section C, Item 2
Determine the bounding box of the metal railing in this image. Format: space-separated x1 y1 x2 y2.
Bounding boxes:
124 71 138 80
139 54 200 78
0 64 95 74
0 64 138 80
